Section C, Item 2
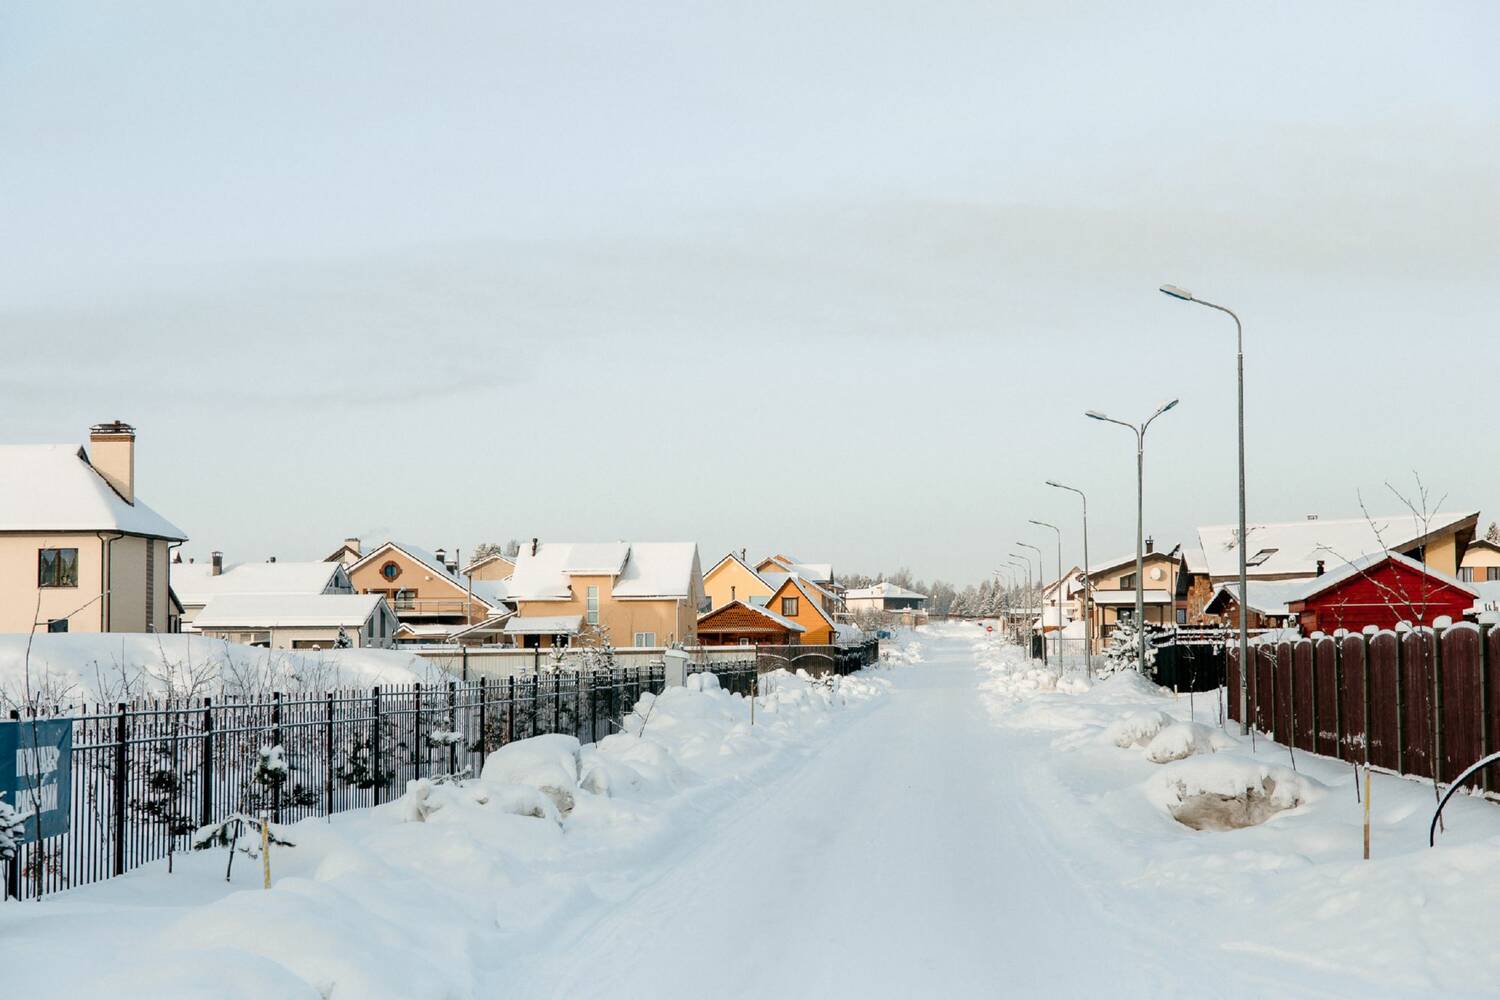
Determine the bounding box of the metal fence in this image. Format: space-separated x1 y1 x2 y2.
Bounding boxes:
1228 624 1500 793
412 640 881 681
4 664 675 901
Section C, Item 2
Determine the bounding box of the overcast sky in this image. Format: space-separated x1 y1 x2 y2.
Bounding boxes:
3 2 1497 585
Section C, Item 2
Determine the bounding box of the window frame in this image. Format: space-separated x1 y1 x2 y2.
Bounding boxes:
781 596 799 618
38 547 80 589
380 561 402 582
586 585 600 625
633 631 657 647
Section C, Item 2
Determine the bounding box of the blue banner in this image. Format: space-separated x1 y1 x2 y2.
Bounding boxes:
0 719 73 844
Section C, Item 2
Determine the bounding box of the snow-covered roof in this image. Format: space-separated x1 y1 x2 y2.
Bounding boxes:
845 581 927 600
172 560 347 607
469 579 510 606
1204 580 1307 618
761 555 832 583
1283 549 1476 605
462 552 515 574
508 542 698 601
193 593 385 629
1182 544 1209 575
1470 580 1500 615
759 571 836 603
1087 547 1180 580
1196 511 1478 580
351 541 465 585
698 600 805 632
0 443 186 540
504 614 583 635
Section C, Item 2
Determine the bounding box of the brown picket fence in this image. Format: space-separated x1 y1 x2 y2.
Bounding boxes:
1228 623 1500 792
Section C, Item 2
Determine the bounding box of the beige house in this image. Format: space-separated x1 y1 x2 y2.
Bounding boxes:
343 540 509 642
1084 547 1184 640
464 552 516 582
505 541 703 648
703 552 775 610
1459 538 1500 584
192 593 397 650
0 422 186 635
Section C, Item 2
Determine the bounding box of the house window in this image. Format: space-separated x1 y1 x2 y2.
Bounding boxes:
380 561 402 581
586 586 600 625
1120 574 1136 590
1117 607 1134 623
38 548 79 588
1245 548 1279 567
46 618 69 633
1461 567 1476 582
394 589 416 610
781 597 799 617
1489 567 1500 583
633 632 656 647
738 638 752 646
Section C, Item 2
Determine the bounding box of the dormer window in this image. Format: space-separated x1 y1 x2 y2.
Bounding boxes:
1245 548 1278 567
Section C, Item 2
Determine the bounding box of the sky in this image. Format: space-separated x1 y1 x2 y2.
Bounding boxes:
2 1 1497 585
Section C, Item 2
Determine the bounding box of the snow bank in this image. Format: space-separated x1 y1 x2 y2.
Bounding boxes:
0 632 427 706
1142 721 1234 763
0 664 888 999
1102 710 1175 749
1146 756 1324 830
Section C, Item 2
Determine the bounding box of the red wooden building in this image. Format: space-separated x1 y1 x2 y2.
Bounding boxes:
1286 550 1477 634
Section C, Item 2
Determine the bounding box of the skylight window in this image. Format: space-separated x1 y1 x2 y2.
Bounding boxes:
1245 548 1279 567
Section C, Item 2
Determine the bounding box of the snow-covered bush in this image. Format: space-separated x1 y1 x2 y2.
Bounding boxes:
481 733 581 816
1099 622 1157 677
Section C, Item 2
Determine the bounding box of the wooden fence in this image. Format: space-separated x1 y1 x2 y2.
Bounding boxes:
1228 623 1499 791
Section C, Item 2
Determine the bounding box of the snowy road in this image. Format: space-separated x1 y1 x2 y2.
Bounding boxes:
513 630 1182 999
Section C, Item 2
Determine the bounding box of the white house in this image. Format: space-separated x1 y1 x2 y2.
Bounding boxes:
172 556 355 630
191 593 397 650
845 581 928 613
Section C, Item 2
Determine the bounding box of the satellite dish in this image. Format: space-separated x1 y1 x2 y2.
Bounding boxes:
1149 567 1165 582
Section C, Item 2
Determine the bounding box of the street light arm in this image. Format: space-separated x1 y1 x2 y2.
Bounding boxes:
1085 412 1139 434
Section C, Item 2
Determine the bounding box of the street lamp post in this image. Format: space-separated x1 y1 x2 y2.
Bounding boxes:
1016 542 1046 666
1085 399 1179 673
1046 481 1091 676
1161 284 1248 733
1029 519 1063 668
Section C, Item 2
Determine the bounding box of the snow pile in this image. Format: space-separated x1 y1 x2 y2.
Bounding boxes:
1102 710 1175 748
881 634 925 664
1146 757 1324 830
0 665 887 999
1142 721 1235 763
0 633 427 707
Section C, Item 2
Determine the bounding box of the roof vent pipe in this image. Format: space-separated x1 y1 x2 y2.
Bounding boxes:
1316 559 1325 577
1145 536 1155 554
211 551 223 576
531 538 539 556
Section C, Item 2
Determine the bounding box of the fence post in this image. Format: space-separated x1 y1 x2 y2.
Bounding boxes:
1362 631 1373 768
506 676 516 745
448 681 459 776
1432 626 1445 785
113 702 128 877
200 698 215 827
324 692 335 816
371 687 383 805
478 677 489 759
1395 633 1406 775
6 709 19 899
1331 639 1343 760
413 682 423 780
1481 624 1492 794
270 691 283 823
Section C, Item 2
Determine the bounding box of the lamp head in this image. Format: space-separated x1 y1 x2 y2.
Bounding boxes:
1161 398 1180 413
1159 284 1194 301
1084 410 1109 422
1044 479 1062 488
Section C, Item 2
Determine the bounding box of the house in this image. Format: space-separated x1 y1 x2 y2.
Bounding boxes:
1177 544 1215 624
172 554 354 631
703 552 775 610
1285 551 1476 633
464 551 516 582
695 600 806 645
755 554 834 589
763 575 838 644
1459 537 1500 583
1083 542 1184 640
0 422 186 634
504 540 704 648
344 541 508 640
845 581 928 613
1196 511 1478 583
192 593 398 650
1201 580 1304 629
325 537 365 566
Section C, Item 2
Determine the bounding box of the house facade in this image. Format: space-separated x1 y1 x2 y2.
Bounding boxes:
192 593 398 650
504 541 704 648
465 552 516 582
703 553 775 610
1286 551 1476 633
0 422 186 635
696 600 805 645
172 556 354 631
1084 545 1184 640
344 541 506 638
845 581 928 613
763 576 837 644
1459 538 1500 583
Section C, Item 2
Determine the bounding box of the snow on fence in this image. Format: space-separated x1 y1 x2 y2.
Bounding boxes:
1228 624 1500 794
412 641 880 681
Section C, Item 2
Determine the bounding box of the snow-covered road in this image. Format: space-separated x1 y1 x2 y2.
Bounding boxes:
513 630 1176 999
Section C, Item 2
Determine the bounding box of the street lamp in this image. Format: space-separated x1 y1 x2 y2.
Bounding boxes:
1016 541 1046 666
1029 519 1063 668
1085 398 1179 673
1161 283 1248 734
1046 480 1092 676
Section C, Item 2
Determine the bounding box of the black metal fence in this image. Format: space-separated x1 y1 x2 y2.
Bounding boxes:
5 664 679 901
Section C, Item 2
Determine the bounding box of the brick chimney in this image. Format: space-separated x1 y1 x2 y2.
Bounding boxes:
211 551 223 576
344 537 361 557
89 421 136 504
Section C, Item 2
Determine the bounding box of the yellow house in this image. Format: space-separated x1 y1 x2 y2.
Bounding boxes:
0 422 185 635
763 576 837 645
703 552 774 610
504 541 703 648
1085 548 1185 640
1460 538 1500 583
465 552 516 582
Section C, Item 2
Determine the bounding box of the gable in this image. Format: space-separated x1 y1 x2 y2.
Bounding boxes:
1292 556 1476 612
766 576 836 629
349 543 472 600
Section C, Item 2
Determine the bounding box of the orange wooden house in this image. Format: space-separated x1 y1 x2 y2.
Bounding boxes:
696 600 805 645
